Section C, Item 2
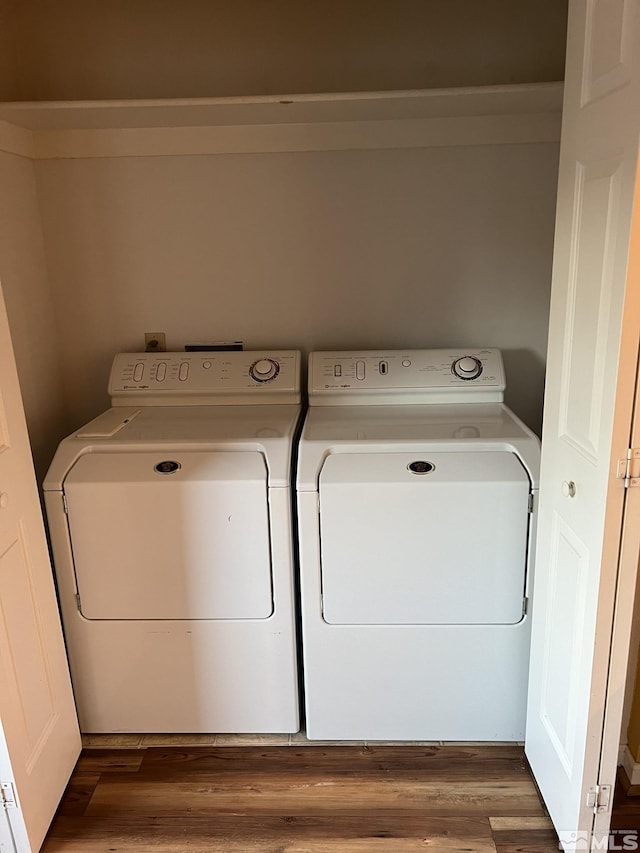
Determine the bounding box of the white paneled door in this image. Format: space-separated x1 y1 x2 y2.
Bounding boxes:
525 0 640 848
0 280 80 852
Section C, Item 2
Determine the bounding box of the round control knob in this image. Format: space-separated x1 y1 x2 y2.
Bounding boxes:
452 356 483 380
249 358 280 383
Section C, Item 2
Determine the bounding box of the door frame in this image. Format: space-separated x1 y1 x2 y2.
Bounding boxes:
594 170 640 840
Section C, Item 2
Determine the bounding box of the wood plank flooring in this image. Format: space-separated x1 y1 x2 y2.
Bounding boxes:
612 767 640 837
42 743 562 852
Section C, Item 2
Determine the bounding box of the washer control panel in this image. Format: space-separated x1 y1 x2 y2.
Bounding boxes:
309 349 505 405
109 351 300 404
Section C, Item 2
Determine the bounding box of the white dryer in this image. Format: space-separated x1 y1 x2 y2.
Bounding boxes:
44 350 302 733
296 348 540 741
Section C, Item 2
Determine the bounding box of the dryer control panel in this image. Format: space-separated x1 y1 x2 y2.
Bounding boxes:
109 351 301 405
309 349 505 405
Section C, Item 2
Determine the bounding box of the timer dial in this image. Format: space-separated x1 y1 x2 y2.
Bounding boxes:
249 358 280 383
452 355 483 380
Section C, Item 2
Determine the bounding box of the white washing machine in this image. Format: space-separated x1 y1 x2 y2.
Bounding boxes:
44 350 302 733
296 348 540 741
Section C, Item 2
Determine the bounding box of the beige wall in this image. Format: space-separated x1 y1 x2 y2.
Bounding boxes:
0 1 567 469
628 649 640 763
0 0 567 472
35 141 558 434
0 0 567 102
0 151 68 478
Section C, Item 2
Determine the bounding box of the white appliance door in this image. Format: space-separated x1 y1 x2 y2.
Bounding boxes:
0 283 80 853
525 0 640 847
319 451 530 625
64 450 273 619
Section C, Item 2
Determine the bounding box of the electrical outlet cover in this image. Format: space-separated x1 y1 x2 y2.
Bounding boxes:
144 332 166 352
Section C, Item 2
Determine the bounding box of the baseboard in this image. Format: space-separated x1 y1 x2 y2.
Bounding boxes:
621 744 640 786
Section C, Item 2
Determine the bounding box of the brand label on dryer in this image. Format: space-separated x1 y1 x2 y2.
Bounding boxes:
154 460 181 474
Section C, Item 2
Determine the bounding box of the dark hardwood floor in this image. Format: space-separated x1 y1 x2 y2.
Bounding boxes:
612 767 640 837
42 743 565 852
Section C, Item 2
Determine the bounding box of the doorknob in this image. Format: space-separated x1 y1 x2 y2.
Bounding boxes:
0 492 8 508
562 480 576 498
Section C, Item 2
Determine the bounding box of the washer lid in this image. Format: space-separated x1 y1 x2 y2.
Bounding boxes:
64 450 273 621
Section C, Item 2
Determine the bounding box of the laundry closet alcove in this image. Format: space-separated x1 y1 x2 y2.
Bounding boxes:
0 82 561 456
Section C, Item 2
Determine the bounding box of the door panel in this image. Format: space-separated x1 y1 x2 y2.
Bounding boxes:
0 281 80 852
319 451 530 625
0 807 15 852
1 529 57 749
525 0 640 845
538 514 589 774
560 157 623 460
64 450 273 620
582 0 633 104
